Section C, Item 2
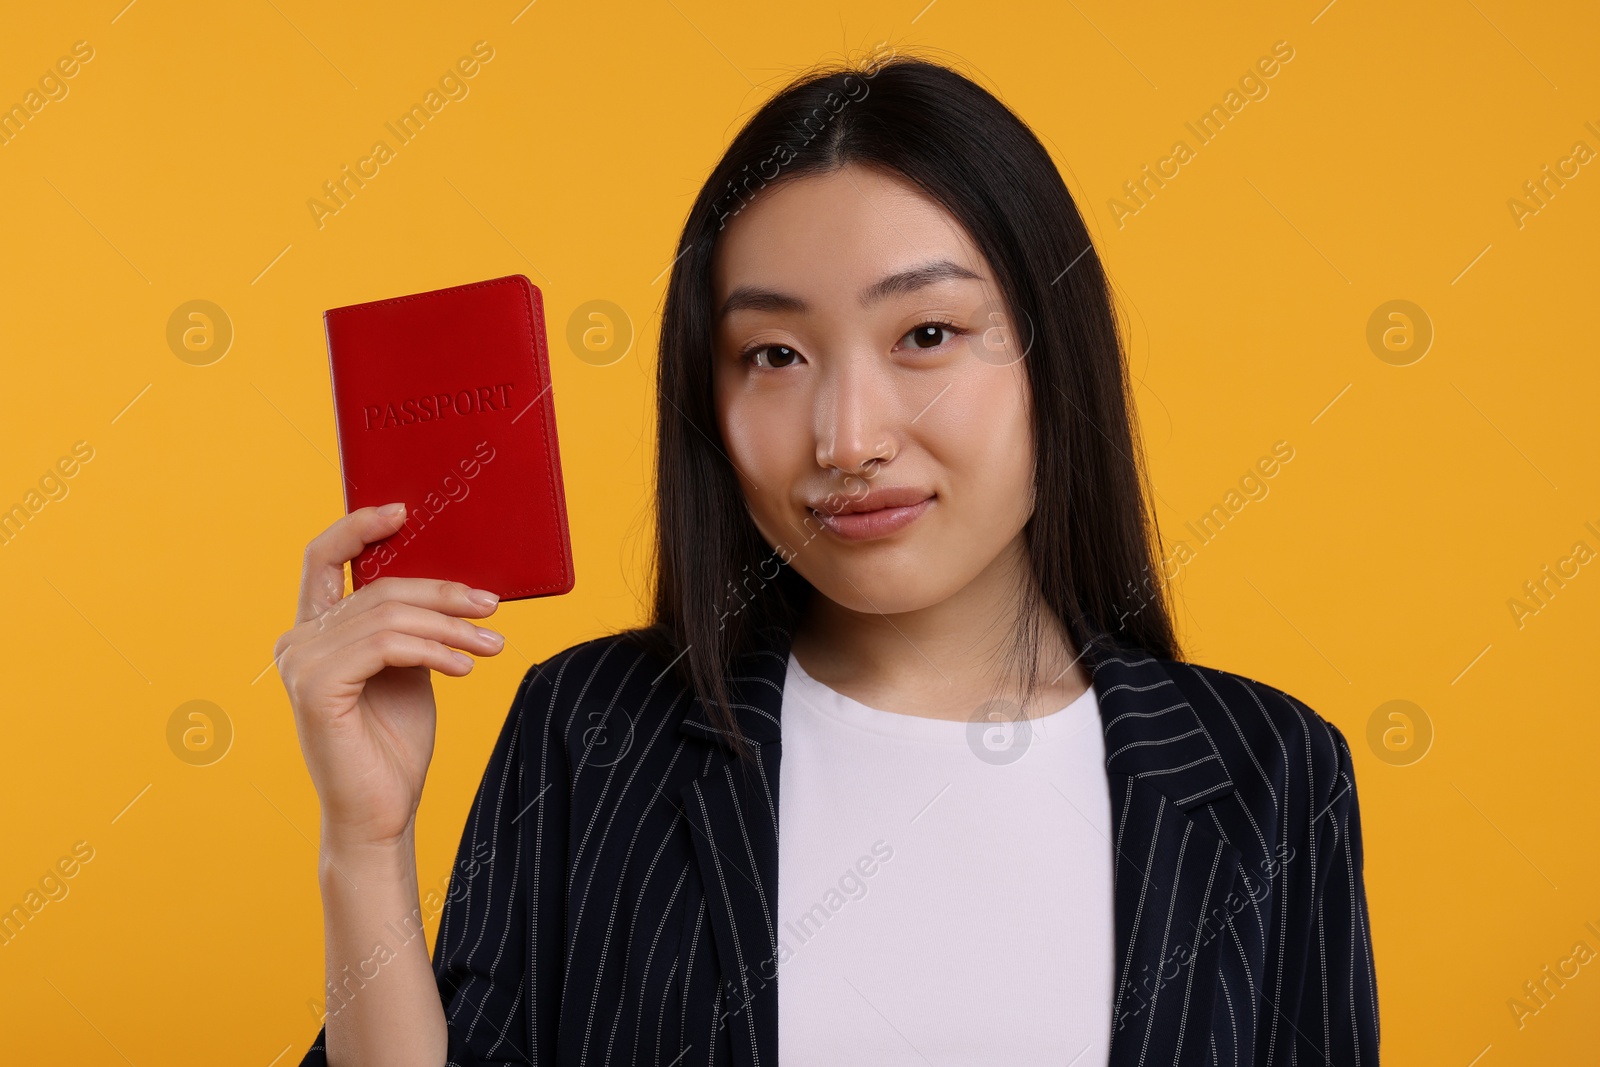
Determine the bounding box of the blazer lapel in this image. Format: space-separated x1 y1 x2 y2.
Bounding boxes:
676 623 791 1067
1077 613 1243 1067
673 615 1241 1067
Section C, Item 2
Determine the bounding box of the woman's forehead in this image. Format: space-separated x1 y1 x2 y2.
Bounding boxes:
711 166 990 306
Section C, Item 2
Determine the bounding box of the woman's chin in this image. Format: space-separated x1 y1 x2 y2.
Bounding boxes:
801 561 959 618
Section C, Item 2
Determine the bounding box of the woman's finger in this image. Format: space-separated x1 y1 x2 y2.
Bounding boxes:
296 597 506 677
294 503 408 627
305 628 482 703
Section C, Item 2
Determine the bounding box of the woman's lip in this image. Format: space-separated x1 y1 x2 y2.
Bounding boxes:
811 497 934 541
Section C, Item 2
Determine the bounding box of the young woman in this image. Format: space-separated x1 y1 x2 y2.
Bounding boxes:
281 52 1378 1067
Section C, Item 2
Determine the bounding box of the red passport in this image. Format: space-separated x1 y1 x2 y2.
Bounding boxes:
324 274 576 600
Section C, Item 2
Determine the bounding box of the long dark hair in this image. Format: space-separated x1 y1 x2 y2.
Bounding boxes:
624 48 1180 764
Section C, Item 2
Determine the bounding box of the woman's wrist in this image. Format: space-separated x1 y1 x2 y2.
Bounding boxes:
318 821 419 885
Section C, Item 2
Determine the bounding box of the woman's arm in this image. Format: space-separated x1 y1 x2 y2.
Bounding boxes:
297 647 572 1066
1291 716 1381 1063
303 745 535 1067
317 830 447 1065
275 504 511 1066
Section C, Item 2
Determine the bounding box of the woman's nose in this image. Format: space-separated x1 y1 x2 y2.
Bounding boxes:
813 354 897 475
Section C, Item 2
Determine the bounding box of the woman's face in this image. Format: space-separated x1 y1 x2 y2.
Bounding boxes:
711 162 1037 616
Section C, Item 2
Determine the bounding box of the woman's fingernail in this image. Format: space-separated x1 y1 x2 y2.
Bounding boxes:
381 502 406 518
468 589 500 608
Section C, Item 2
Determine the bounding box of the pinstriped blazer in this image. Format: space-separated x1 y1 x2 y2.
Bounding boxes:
298 612 1379 1066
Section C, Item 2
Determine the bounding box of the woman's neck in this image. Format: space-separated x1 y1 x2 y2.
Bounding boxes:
786 538 1092 722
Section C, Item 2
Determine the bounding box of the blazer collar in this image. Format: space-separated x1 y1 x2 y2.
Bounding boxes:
674 610 1241 1067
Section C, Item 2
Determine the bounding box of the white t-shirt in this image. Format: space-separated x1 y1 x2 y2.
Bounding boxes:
776 650 1115 1066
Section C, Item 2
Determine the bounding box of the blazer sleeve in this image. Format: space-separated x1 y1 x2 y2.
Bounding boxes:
297 659 569 1066
1289 715 1381 1064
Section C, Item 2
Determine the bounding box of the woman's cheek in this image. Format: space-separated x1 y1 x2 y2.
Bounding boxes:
721 394 806 528
725 398 789 476
938 367 1030 482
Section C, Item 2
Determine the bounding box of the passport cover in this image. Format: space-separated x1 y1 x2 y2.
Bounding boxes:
324 274 576 600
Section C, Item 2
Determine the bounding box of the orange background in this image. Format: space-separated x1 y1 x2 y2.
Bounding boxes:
2 1 1596 1062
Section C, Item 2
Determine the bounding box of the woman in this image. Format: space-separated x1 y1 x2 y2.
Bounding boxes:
281 51 1378 1066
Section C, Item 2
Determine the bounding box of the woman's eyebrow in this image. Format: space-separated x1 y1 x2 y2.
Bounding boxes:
717 258 985 320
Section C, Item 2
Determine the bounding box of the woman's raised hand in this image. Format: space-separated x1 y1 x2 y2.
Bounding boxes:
273 503 506 852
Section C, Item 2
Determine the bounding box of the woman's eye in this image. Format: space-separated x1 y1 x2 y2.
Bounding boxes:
900 322 958 350
741 323 958 367
743 344 801 369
